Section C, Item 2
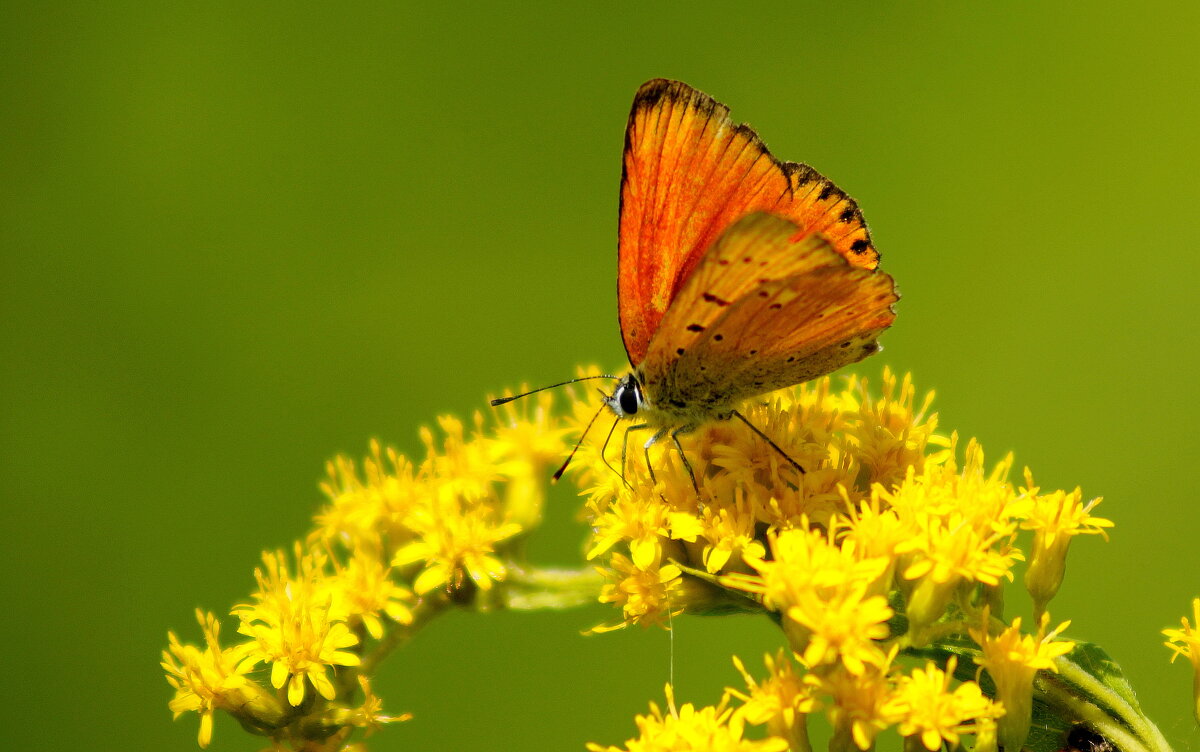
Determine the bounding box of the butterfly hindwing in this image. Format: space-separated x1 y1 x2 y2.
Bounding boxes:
638 213 897 415
618 79 880 366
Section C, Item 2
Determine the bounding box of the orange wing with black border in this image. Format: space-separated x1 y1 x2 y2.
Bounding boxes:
618 79 880 366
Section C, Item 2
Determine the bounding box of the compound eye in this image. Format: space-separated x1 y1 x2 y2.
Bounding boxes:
618 384 639 415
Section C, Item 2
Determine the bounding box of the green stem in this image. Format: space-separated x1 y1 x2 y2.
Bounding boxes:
502 564 604 610
1045 655 1172 752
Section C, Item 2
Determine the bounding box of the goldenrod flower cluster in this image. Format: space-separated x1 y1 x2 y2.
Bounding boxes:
162 400 564 749
162 368 1137 751
569 369 1110 752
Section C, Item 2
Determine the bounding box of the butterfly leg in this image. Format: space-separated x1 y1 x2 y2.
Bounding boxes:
642 427 669 487
598 416 635 491
731 410 806 474
619 422 653 484
670 425 700 495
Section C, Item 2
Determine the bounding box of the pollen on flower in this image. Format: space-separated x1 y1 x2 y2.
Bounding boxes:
315 440 420 554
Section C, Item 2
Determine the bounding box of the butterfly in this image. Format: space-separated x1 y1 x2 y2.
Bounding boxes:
495 79 898 486
602 80 898 478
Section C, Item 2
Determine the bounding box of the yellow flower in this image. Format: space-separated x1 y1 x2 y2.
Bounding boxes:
329 548 415 639
836 498 913 597
586 487 674 569
844 368 950 488
587 685 789 752
1020 469 1112 617
724 527 892 672
729 651 815 750
315 440 420 555
1163 597 1200 724
392 490 522 594
420 415 505 505
322 676 411 732
233 547 361 706
161 610 279 748
786 586 893 675
694 493 765 573
592 553 684 632
970 611 1073 752
894 657 1001 751
885 441 1023 635
805 650 905 752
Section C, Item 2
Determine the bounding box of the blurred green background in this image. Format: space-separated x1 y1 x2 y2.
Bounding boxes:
4 2 1199 750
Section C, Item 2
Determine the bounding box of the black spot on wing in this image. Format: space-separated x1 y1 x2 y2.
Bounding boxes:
702 292 731 306
686 323 705 332
850 239 870 253
817 183 838 202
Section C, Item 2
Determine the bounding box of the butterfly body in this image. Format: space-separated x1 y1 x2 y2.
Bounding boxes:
603 80 899 466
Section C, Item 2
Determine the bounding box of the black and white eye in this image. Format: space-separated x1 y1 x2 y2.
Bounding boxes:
618 382 640 415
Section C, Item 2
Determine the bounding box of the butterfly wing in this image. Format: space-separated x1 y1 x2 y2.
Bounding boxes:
619 79 880 366
638 213 897 416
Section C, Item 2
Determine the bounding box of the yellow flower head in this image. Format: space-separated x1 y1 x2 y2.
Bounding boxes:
894 657 1002 751
1164 597 1200 725
161 610 276 748
233 546 361 707
729 651 815 748
724 526 892 673
807 655 907 752
164 367 1116 752
970 611 1073 752
328 547 415 639
315 440 420 555
1020 469 1112 616
591 553 685 632
587 685 789 752
886 440 1024 634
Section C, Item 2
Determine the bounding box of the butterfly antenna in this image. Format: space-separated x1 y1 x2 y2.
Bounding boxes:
489 375 619 406
552 399 609 482
731 410 807 474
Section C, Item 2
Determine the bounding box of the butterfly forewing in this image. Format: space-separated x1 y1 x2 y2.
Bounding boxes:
618 79 881 366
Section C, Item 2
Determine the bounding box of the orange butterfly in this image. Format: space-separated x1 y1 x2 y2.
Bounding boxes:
497 79 898 484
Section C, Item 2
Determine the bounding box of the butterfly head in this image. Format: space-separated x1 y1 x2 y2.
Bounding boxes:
604 373 646 419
